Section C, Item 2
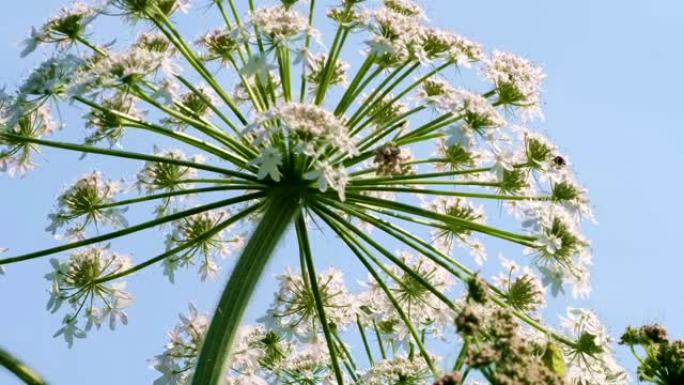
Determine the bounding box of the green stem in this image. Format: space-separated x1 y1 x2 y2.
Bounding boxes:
96 185 263 210
373 321 387 359
331 199 578 349
348 62 421 132
352 61 452 134
0 347 46 385
0 133 248 179
346 62 410 128
94 202 262 284
191 195 300 385
349 180 500 187
314 6 351 105
295 214 345 385
277 46 292 102
150 11 248 126
356 316 374 365
346 186 550 202
334 54 376 115
74 36 106 56
74 96 250 168
452 338 470 371
299 0 316 102
343 192 537 245
0 192 266 266
315 208 438 376
175 75 246 135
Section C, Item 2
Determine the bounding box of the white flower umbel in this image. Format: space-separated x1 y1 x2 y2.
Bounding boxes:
0 0 622 384
45 246 132 346
262 268 356 339
560 308 629 385
46 170 127 240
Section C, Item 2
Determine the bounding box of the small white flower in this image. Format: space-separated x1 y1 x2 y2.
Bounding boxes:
252 147 283 181
53 315 87 348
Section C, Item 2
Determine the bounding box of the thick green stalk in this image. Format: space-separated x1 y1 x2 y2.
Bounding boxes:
191 195 300 385
0 347 47 385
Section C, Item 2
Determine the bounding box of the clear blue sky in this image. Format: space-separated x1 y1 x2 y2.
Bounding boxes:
1 1 683 384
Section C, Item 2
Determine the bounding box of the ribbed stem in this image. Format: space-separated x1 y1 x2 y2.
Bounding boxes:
191 194 300 385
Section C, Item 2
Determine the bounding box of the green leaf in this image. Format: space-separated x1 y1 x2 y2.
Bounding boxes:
542 342 567 376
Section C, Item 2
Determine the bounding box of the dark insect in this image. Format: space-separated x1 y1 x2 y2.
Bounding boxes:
553 155 566 167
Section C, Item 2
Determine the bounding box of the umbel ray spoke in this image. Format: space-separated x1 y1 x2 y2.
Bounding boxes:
294 214 345 385
0 132 253 179
312 204 438 376
94 202 263 284
320 197 578 348
0 191 266 266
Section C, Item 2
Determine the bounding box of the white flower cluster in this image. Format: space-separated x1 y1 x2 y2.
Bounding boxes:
248 6 316 45
427 197 488 265
0 90 59 176
364 1 482 65
359 355 432 385
493 256 546 313
152 304 209 385
21 2 97 57
482 50 545 119
360 252 455 344
163 209 244 282
137 149 202 194
262 268 356 339
46 170 127 241
248 103 356 199
45 246 132 347
560 308 629 385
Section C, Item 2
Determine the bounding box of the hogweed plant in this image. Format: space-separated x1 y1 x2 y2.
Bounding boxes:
0 0 662 384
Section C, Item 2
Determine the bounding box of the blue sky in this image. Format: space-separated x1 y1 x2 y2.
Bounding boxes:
1 0 683 384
